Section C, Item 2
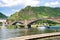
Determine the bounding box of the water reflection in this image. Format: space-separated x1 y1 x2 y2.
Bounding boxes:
1 22 8 40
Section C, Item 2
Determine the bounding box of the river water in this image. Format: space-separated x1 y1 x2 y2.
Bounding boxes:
0 26 60 40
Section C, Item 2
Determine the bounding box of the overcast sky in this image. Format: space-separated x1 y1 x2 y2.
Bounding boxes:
0 0 60 16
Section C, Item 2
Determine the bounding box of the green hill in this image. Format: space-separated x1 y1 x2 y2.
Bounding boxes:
9 6 60 21
0 12 7 19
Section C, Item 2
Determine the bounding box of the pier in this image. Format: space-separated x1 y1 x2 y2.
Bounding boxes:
6 32 60 40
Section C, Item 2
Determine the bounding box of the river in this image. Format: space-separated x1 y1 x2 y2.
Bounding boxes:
0 26 60 40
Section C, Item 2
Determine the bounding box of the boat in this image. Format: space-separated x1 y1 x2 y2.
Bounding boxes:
37 26 46 30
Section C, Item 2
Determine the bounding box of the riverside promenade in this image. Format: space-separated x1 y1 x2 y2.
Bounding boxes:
6 32 60 40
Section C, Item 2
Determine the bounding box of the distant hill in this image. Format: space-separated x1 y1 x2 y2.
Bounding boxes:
0 12 7 19
9 6 60 21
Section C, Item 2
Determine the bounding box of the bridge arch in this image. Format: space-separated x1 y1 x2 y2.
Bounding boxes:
11 21 25 28
0 19 6 27
27 19 58 28
12 21 23 25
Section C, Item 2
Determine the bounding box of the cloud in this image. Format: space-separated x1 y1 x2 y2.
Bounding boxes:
0 0 23 7
23 0 40 7
0 0 40 7
44 1 59 7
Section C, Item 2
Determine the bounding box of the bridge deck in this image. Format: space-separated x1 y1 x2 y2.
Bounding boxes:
6 32 60 40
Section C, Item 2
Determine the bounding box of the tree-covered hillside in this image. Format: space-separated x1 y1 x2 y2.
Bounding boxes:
9 6 60 21
0 12 7 19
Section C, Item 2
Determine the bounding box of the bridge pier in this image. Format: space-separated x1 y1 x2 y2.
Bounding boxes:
24 24 31 29
24 25 28 28
27 24 31 28
24 20 30 28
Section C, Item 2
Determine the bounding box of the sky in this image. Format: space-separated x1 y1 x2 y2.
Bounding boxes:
0 0 60 16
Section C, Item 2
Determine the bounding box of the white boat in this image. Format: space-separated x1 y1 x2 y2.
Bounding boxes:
37 26 46 30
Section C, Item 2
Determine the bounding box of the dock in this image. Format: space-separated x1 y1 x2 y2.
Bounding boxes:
6 32 60 40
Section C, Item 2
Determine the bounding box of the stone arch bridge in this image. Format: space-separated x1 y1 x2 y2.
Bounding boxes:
10 18 60 28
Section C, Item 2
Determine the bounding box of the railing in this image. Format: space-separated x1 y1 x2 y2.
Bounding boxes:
6 32 60 40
